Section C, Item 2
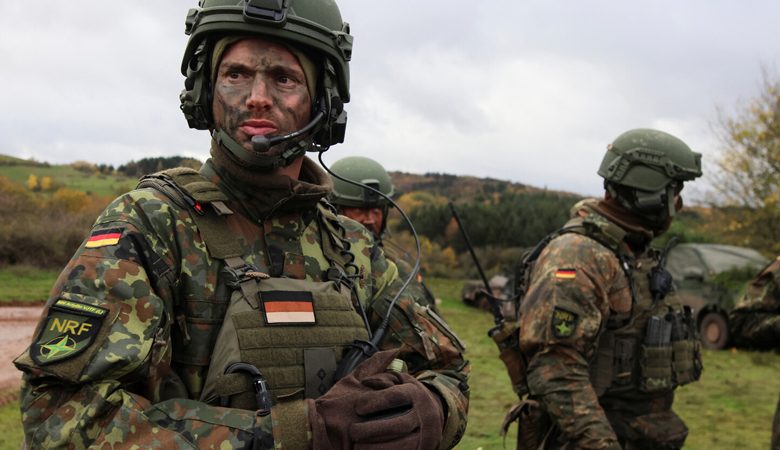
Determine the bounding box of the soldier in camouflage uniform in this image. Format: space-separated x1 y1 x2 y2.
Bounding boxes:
517 129 703 449
728 256 780 349
329 156 439 312
14 1 469 449
728 256 780 450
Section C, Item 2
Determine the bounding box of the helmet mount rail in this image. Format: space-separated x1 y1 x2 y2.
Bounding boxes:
243 0 288 24
604 148 701 185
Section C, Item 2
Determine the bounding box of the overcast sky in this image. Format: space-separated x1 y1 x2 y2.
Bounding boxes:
2 1 779 197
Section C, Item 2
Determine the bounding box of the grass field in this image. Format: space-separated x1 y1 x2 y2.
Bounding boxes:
0 265 59 303
0 163 133 197
1 275 779 449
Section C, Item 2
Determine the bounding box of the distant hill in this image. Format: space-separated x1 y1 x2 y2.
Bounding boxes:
0 154 205 197
0 154 49 167
389 171 578 204
117 156 202 178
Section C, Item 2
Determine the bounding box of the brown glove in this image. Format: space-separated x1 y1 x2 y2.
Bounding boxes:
308 349 444 450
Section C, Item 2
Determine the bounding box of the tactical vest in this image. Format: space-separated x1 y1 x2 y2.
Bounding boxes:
566 214 702 397
138 168 371 409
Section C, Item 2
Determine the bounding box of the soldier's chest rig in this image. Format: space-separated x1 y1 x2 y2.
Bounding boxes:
568 214 702 398
140 168 372 410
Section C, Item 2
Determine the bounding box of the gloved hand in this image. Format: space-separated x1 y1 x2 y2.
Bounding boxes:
308 349 444 450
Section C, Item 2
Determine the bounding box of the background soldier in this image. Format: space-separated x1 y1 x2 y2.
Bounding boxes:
728 255 780 349
727 256 780 450
518 129 703 449
14 1 469 448
329 155 439 312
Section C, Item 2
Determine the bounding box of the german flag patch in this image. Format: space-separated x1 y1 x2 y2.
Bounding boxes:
261 291 316 325
85 228 123 249
554 268 576 280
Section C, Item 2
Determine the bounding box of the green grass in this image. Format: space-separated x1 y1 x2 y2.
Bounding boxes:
427 277 519 449
0 401 23 450
0 266 59 303
0 163 133 197
1 276 778 449
675 349 780 449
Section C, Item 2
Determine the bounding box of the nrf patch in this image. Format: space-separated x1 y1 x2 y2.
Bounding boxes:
551 307 578 339
30 299 107 365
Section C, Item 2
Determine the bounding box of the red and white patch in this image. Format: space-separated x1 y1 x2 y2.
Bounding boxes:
261 291 316 325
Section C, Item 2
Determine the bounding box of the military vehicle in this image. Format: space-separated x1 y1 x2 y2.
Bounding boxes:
667 242 769 349
461 275 512 310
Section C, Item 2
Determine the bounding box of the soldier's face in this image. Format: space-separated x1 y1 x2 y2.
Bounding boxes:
212 38 311 153
341 207 384 237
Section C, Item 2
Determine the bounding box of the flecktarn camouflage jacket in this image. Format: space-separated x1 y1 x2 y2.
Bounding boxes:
15 157 469 449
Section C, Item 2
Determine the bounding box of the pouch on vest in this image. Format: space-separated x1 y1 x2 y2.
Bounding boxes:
638 315 674 393
200 273 369 409
669 307 702 386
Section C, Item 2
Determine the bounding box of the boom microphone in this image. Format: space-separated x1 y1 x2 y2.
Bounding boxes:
251 110 326 153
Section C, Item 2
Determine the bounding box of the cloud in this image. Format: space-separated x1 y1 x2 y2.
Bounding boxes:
2 0 780 196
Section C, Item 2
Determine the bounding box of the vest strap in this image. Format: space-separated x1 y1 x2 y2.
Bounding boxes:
138 168 242 259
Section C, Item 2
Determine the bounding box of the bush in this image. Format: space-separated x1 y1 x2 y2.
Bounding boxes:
0 176 108 268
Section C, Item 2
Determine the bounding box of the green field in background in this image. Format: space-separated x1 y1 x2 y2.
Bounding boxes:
0 164 133 197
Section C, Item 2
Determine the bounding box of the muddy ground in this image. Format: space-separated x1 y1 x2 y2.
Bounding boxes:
0 307 42 405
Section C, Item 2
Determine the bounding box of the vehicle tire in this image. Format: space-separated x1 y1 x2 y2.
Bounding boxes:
699 312 729 350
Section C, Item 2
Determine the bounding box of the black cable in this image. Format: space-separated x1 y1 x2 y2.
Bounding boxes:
317 150 422 347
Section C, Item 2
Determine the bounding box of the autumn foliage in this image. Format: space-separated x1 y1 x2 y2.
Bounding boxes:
0 176 111 267
710 71 780 255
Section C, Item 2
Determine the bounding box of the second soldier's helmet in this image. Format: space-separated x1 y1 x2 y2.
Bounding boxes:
179 0 352 167
330 156 395 208
598 128 702 225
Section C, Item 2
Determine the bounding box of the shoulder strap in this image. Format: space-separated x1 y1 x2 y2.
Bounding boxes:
515 213 631 300
565 214 636 303
137 168 242 259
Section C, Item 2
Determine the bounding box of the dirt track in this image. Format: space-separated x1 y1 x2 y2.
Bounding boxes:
0 307 42 405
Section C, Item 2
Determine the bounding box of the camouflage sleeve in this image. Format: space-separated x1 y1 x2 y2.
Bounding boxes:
13 190 274 449
518 233 625 449
729 258 780 348
341 219 470 449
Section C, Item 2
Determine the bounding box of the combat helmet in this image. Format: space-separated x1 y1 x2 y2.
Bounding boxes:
179 0 353 169
330 156 395 234
598 128 702 225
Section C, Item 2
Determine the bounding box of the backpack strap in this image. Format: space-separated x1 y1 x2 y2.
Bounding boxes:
515 212 634 303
